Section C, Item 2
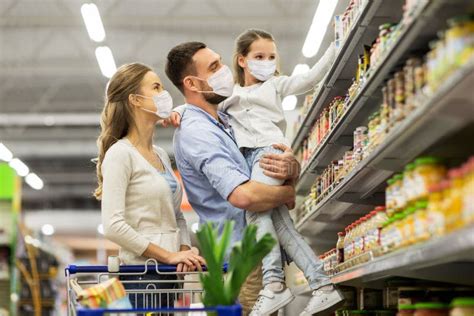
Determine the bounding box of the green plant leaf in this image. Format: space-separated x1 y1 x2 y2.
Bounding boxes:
196 221 276 307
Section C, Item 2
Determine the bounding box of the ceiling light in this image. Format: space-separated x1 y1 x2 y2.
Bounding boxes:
95 46 117 78
81 3 106 42
0 143 13 162
25 173 44 190
9 158 29 177
282 95 298 111
302 0 338 58
292 64 310 76
97 224 104 235
41 224 55 236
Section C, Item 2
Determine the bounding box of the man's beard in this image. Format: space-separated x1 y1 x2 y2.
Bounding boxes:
199 81 228 105
203 92 227 105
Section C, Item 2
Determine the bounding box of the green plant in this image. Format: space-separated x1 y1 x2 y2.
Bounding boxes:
196 221 276 307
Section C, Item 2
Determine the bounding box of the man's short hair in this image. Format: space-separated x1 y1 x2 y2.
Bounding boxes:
165 42 207 93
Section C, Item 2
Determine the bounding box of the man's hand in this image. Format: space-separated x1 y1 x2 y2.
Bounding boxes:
259 144 301 181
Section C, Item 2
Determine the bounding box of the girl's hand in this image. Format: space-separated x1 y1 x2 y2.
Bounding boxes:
170 112 182 127
159 112 182 128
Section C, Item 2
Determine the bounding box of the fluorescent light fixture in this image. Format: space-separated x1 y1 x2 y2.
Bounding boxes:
282 95 298 111
95 46 117 78
81 3 106 42
41 224 55 236
302 0 338 58
292 64 310 76
9 158 29 177
97 224 104 235
25 173 44 190
0 143 13 162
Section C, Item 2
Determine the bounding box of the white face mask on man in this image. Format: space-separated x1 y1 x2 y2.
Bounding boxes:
247 59 277 82
135 90 174 119
195 65 235 97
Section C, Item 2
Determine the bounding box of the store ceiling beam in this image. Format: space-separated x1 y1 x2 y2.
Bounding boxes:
0 113 101 126
2 140 173 158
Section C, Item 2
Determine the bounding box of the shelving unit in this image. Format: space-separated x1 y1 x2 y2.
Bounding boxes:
289 1 474 306
296 59 474 235
295 0 472 195
331 225 474 287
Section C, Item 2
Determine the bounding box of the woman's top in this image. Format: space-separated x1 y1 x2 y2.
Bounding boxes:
101 138 191 264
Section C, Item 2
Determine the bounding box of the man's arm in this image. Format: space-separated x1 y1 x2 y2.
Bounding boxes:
228 180 295 212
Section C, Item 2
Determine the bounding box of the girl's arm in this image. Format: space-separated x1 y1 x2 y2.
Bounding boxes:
274 43 336 98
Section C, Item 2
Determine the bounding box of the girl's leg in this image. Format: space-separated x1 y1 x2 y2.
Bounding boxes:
272 205 332 290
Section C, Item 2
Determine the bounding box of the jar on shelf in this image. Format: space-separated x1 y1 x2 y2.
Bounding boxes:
386 177 396 215
462 157 474 225
387 78 397 125
392 174 405 215
404 58 423 113
403 163 417 207
397 304 416 316
380 218 394 253
450 297 474 316
413 199 429 243
445 168 464 232
428 180 450 237
336 231 346 264
401 206 416 247
413 302 449 316
392 212 406 250
413 157 446 200
394 71 406 120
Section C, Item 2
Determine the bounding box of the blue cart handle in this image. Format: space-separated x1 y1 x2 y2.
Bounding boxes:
66 260 228 275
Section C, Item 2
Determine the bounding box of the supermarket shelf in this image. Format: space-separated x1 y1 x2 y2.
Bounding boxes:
296 59 474 235
331 225 474 287
291 0 400 151
295 0 472 195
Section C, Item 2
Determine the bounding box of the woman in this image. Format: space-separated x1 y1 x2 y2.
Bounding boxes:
94 62 205 308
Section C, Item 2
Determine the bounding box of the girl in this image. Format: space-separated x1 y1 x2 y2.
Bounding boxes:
170 29 344 316
95 63 205 308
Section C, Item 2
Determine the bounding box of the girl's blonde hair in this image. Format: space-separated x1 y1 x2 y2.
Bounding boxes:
94 63 152 200
232 29 280 86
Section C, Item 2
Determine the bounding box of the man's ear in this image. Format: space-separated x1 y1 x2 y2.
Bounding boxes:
183 76 199 92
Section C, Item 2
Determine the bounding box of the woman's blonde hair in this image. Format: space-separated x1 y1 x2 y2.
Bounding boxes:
94 63 152 199
232 29 279 86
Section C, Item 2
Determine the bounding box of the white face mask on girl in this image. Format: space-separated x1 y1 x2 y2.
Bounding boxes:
247 59 277 82
196 65 234 97
136 90 173 119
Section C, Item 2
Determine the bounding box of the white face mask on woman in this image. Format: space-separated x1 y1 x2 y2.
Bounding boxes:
196 65 235 97
247 59 277 82
136 90 174 118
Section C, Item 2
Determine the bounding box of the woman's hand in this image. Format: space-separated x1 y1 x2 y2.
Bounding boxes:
167 249 205 271
176 246 201 272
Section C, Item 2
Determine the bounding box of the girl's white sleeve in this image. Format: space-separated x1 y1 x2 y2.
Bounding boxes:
273 43 336 98
101 146 150 256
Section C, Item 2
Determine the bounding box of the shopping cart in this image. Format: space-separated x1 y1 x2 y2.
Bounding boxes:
65 259 240 316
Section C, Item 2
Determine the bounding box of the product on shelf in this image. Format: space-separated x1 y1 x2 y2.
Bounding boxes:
450 297 474 316
413 302 450 316
426 15 474 91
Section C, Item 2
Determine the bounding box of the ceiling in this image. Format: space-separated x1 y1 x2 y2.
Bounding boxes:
0 0 322 211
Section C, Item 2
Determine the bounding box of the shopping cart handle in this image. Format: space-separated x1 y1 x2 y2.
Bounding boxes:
66 263 228 275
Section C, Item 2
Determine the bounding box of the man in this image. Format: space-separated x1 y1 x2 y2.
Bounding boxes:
166 42 344 316
165 41 298 315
